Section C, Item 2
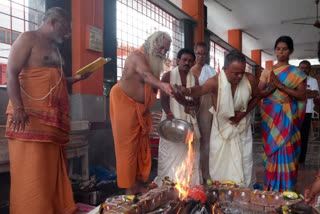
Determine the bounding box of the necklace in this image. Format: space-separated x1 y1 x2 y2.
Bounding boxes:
20 48 63 100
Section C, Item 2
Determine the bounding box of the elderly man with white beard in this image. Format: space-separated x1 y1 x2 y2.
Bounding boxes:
5 7 93 213
110 31 175 194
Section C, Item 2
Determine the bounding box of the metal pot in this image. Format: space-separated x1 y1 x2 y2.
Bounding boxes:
88 190 101 205
158 119 193 143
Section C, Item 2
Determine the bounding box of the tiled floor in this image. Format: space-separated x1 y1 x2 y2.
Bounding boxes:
253 163 318 194
251 131 319 194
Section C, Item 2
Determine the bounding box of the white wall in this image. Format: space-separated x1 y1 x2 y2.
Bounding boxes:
169 0 182 9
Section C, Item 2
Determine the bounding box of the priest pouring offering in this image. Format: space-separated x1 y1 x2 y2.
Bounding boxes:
178 50 260 187
109 31 175 195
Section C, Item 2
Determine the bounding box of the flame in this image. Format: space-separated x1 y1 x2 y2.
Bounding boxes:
174 130 195 201
211 204 216 214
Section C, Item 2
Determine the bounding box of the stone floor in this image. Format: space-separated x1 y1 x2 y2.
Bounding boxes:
0 132 319 213
251 131 319 194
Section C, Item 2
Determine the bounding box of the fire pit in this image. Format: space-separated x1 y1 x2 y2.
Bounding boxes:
100 183 316 214
99 129 315 214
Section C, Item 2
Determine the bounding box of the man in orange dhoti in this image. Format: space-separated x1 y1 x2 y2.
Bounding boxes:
110 31 174 194
6 8 92 214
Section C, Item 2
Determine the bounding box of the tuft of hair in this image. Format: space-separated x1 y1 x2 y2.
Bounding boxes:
177 48 195 61
223 50 246 68
274 36 294 52
194 42 208 52
42 7 70 24
143 31 171 56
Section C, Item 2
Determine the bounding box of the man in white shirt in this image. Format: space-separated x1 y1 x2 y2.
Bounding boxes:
190 42 216 182
299 60 319 165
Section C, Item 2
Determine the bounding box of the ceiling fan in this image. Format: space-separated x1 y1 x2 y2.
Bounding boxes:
293 0 320 28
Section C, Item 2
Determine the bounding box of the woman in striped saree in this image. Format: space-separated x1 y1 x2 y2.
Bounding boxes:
258 36 307 191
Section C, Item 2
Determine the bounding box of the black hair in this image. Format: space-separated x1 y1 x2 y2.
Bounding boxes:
299 60 311 67
224 50 246 68
274 36 294 52
177 48 196 61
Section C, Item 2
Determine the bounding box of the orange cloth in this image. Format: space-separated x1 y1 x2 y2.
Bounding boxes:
6 67 70 144
110 83 157 188
5 67 75 213
9 139 76 214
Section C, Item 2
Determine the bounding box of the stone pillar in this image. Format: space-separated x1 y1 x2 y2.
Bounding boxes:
228 29 242 52
71 0 106 122
265 60 274 69
103 0 117 96
183 19 195 50
251 49 261 79
182 0 204 44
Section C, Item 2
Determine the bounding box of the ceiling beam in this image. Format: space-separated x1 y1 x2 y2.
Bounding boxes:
150 0 197 24
206 29 258 66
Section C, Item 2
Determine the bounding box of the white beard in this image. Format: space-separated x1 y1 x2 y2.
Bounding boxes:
50 33 64 44
54 36 64 44
149 54 164 78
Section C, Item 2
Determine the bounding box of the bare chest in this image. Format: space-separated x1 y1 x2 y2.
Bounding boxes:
28 42 62 68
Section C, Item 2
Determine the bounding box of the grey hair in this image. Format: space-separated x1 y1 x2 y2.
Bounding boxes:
42 7 70 24
223 50 246 68
194 42 208 52
143 31 171 56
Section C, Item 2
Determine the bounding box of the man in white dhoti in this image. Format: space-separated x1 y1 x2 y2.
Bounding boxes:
154 48 202 186
179 50 260 187
190 42 216 182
